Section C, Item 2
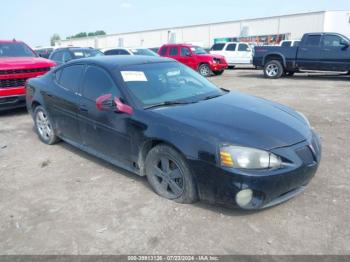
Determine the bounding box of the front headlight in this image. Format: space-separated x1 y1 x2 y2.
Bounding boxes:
296 111 311 128
220 145 281 169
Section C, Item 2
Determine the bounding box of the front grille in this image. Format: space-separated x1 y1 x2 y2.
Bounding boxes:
0 67 50 75
296 146 315 166
0 78 27 88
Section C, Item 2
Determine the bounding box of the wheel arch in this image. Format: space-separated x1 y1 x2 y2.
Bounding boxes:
263 53 286 68
138 139 189 177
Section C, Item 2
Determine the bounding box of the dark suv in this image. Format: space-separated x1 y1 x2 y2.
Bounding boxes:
49 47 104 66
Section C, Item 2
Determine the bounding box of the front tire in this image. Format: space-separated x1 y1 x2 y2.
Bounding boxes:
145 144 198 204
213 70 224 76
264 60 284 79
34 106 59 145
198 64 212 77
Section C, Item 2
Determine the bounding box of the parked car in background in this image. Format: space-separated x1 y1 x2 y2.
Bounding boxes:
0 40 55 111
49 47 104 66
26 56 321 209
279 40 301 47
210 42 253 67
253 32 350 78
158 44 228 77
103 47 158 56
34 46 56 59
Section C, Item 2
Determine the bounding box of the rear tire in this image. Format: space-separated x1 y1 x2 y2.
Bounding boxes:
34 106 59 145
264 60 284 79
198 64 212 77
213 70 224 76
145 144 198 204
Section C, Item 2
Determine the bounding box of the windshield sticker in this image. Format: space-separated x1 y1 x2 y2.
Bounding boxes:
121 71 148 82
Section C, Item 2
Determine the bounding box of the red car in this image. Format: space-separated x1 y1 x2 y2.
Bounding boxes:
158 44 228 77
0 40 55 111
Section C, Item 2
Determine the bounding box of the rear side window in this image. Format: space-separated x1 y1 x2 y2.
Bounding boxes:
57 65 84 93
159 47 168 56
104 49 120 55
226 43 237 51
211 43 225 51
169 47 179 56
304 35 321 47
281 41 291 47
82 66 120 101
238 44 249 51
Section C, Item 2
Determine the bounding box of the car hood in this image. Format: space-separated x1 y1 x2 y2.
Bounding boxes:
153 92 312 150
0 57 55 70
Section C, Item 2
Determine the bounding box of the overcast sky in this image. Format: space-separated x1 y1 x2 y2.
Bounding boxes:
0 0 349 47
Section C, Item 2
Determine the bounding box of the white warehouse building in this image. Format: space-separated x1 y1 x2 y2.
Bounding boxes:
55 10 350 49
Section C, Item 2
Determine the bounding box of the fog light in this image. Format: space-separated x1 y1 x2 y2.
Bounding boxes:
236 189 253 207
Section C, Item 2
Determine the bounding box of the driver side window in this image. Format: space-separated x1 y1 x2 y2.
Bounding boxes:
82 66 121 101
180 47 191 57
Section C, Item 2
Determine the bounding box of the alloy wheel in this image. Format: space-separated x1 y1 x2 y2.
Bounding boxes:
265 64 279 77
151 156 184 199
36 110 53 141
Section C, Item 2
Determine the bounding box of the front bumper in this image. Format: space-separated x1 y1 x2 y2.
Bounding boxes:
0 94 26 111
0 86 26 111
190 133 321 209
210 63 228 72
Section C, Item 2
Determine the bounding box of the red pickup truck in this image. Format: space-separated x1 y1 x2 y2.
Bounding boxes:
0 40 55 111
158 44 228 77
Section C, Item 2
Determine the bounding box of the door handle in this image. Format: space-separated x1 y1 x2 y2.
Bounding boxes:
79 105 88 112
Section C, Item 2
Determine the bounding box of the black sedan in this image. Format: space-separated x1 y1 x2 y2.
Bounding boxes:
26 56 321 209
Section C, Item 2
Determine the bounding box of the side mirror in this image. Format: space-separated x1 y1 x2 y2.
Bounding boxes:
96 94 133 115
186 53 192 57
114 97 133 115
96 94 114 111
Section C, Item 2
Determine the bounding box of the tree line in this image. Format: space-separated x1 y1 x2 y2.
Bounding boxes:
50 30 107 46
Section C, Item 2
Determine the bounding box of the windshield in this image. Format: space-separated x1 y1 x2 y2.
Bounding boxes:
130 48 158 56
0 42 36 57
119 62 224 108
190 46 207 55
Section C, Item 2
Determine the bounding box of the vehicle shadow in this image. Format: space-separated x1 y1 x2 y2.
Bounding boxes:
238 72 350 81
58 141 269 216
0 107 28 117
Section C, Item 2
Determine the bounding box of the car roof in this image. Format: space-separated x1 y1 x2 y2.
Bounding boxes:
0 40 25 44
70 55 174 69
54 47 95 51
161 43 195 47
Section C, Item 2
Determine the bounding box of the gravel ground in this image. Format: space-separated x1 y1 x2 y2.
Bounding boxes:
0 69 349 255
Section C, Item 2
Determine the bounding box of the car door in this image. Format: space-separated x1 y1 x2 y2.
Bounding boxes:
297 34 322 70
178 47 196 70
45 64 84 143
78 65 132 165
320 34 350 71
236 43 252 64
169 46 182 64
223 43 237 65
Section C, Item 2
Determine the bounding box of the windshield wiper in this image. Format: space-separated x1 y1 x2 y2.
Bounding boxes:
144 100 197 110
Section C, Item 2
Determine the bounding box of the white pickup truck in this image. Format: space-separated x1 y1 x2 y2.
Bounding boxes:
209 42 253 66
